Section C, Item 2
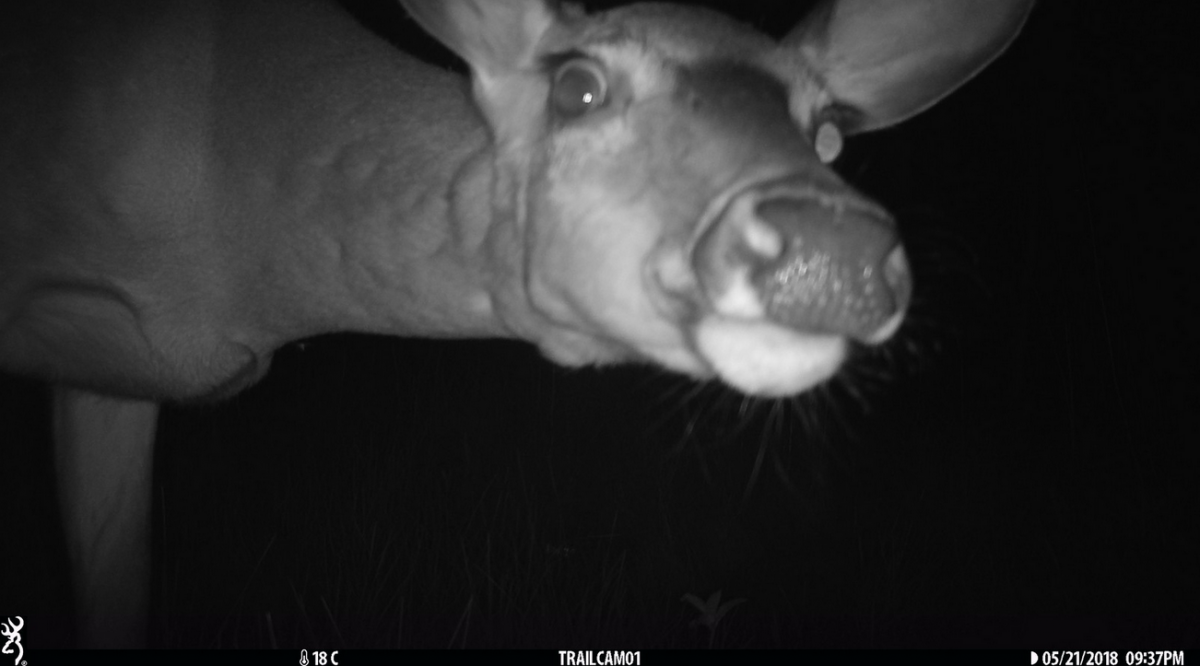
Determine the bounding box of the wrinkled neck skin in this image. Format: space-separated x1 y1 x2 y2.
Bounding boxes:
251 83 545 359
391 134 611 369
429 142 544 344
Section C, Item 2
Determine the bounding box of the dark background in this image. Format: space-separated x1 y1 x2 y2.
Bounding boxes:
2 0 1197 650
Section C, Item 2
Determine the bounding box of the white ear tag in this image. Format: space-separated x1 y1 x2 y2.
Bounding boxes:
815 121 842 163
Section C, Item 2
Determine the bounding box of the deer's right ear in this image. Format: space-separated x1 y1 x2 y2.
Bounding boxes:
784 0 1035 133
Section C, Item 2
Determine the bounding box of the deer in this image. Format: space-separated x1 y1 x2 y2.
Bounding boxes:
0 0 1033 648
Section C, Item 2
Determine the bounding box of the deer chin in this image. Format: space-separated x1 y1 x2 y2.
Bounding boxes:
693 316 846 397
628 245 842 396
531 296 845 397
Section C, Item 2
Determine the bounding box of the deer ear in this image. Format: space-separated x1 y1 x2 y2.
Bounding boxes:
784 0 1034 133
400 0 560 146
400 0 557 81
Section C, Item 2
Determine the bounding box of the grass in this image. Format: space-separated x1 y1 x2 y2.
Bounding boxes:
156 413 743 648
7 337 1194 649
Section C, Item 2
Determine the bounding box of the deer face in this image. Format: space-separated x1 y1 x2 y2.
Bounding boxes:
403 0 1031 396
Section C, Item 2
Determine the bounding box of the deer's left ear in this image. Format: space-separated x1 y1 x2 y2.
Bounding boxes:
783 0 1035 133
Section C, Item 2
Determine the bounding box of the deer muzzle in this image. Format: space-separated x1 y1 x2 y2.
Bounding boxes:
692 177 911 345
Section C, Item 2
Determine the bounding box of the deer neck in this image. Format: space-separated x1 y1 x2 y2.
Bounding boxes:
222 60 522 352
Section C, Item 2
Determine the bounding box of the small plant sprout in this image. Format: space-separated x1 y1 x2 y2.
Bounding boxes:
681 590 747 648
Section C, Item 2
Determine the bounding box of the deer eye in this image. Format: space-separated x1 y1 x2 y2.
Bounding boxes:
551 59 608 120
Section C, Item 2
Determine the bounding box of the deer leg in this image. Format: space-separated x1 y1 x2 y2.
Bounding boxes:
53 388 158 648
